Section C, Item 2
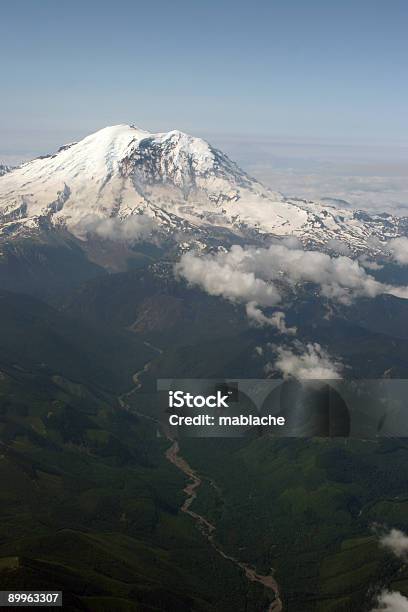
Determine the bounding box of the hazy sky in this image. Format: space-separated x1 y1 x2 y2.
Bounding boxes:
1 0 407 150
1 0 407 211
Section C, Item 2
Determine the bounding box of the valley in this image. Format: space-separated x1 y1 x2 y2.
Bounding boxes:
120 349 282 611
1 124 408 610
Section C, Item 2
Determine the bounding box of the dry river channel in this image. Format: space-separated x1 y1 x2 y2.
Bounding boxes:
119 342 283 612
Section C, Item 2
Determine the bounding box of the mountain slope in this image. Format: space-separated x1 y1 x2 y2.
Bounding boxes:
1 124 405 251
0 289 155 392
0 293 263 612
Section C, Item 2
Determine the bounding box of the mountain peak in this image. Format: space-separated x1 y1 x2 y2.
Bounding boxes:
0 124 405 251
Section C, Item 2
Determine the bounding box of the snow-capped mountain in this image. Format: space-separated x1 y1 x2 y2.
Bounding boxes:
0 124 405 251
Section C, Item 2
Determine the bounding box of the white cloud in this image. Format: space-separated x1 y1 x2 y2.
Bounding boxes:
175 250 281 307
176 243 408 316
281 236 303 250
269 341 343 379
247 165 408 217
380 529 408 560
250 243 386 304
358 255 384 271
388 238 408 265
73 213 155 242
246 302 297 335
368 530 408 611
371 590 408 612
387 286 408 300
326 238 352 256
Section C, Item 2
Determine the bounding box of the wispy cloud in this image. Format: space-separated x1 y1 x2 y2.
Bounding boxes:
175 243 408 329
257 170 408 217
267 341 343 379
72 213 156 242
369 529 408 611
175 249 282 308
371 590 408 611
245 302 297 334
380 529 408 560
388 238 408 265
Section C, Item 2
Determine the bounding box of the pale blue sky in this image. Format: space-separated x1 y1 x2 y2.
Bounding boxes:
1 0 408 214
1 0 407 159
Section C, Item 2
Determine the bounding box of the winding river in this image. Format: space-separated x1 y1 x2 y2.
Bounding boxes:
120 342 283 611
